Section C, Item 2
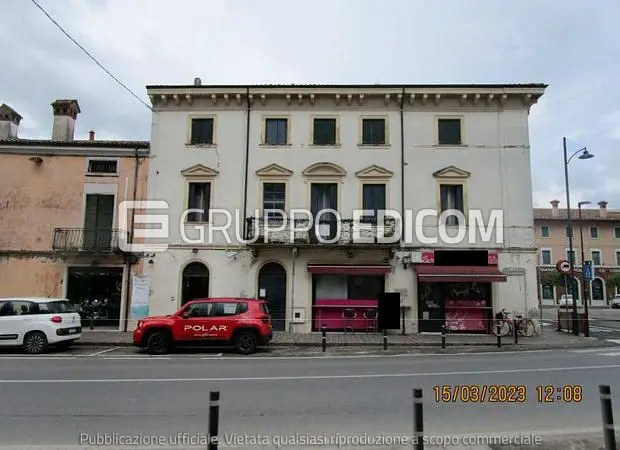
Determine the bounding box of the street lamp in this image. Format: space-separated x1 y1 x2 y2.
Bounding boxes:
578 200 591 337
563 136 594 335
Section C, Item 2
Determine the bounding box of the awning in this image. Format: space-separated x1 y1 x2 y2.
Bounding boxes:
307 264 391 275
414 265 507 282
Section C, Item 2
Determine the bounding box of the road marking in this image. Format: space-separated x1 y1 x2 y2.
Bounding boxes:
607 339 620 345
570 347 620 353
0 356 77 360
103 357 171 360
598 352 620 356
83 347 121 357
1 363 619 383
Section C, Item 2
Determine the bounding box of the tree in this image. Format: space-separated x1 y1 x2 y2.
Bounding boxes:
605 274 620 293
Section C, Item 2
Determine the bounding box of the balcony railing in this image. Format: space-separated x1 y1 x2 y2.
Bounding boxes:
245 217 398 246
52 228 127 253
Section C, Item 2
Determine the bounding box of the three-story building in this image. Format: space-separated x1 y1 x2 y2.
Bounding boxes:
143 82 545 334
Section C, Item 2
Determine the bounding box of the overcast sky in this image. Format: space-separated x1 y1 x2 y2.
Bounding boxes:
1 0 618 209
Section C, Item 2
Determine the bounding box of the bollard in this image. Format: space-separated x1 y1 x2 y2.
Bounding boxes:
413 388 424 450
557 309 561 332
208 390 220 450
599 385 617 450
321 325 327 353
513 319 519 345
496 323 502 348
383 329 388 350
441 325 446 349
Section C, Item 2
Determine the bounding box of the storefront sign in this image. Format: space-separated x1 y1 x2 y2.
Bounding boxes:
421 252 435 263
488 252 498 264
184 325 227 332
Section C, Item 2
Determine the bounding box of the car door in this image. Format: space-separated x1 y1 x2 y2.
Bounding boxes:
0 301 21 345
209 302 241 340
176 302 213 342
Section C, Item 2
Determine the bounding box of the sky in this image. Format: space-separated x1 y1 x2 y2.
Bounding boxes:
1 0 619 209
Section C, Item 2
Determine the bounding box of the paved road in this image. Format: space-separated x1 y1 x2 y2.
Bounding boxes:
541 307 620 341
1 345 620 448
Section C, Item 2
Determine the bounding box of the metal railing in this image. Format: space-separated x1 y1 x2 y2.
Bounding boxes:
244 217 397 245
52 228 127 253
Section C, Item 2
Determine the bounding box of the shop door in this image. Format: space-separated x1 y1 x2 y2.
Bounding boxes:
258 262 287 331
181 262 210 306
418 283 445 332
83 194 114 250
310 183 338 243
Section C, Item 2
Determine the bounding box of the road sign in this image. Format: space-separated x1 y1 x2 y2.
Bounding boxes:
556 259 571 274
583 260 593 281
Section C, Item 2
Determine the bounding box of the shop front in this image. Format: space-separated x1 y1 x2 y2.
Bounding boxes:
414 250 507 334
309 265 391 332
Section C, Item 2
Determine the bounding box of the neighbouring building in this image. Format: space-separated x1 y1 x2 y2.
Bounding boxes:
0 100 149 330
535 200 620 307
142 81 545 334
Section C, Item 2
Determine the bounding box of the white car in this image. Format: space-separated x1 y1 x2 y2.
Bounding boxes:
0 297 82 354
611 295 620 309
558 295 577 307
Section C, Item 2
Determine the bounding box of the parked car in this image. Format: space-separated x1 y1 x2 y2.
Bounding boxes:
133 298 273 355
0 297 82 354
611 295 620 309
558 295 576 307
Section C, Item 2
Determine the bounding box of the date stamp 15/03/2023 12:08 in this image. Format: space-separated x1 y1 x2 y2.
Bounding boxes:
433 385 583 404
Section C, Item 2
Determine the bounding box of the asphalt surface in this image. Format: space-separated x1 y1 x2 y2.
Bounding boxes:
1 345 620 449
542 307 620 340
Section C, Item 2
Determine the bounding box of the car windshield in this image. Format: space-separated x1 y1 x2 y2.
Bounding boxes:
44 301 76 313
260 303 269 314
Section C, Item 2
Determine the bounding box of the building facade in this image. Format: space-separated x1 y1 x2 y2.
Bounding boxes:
535 200 620 307
142 82 545 333
0 100 149 330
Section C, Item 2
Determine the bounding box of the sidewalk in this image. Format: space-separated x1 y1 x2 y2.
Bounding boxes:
76 328 602 351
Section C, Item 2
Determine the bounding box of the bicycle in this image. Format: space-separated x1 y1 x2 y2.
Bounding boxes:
493 309 535 337
514 314 535 337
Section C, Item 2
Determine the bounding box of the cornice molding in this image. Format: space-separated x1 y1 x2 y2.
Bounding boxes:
355 165 394 179
433 165 471 179
255 163 293 178
302 162 346 178
181 163 219 179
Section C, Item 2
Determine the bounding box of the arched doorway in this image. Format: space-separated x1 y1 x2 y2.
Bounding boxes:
258 262 287 331
591 278 605 302
181 262 209 305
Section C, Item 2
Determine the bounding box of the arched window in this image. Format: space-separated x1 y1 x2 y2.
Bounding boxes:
541 283 555 301
591 278 604 301
258 262 287 331
181 262 209 305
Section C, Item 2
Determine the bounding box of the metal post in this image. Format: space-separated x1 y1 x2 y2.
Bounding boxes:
383 329 388 350
208 390 220 450
578 204 590 337
496 323 501 348
599 385 616 450
413 388 424 450
563 137 579 335
441 325 446 349
513 318 518 345
321 325 326 352
401 306 406 335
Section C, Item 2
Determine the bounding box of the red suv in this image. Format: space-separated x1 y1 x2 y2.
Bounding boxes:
133 298 272 355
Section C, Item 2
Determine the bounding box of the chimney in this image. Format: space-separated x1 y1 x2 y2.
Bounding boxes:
599 201 608 219
51 99 80 141
550 200 560 217
0 104 22 139
89 130 95 141
194 77 202 86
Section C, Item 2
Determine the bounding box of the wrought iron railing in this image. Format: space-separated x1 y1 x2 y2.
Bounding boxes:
52 228 127 253
244 217 397 245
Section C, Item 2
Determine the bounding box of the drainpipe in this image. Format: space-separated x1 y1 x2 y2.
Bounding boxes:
241 87 251 241
399 87 406 245
289 247 297 333
122 149 141 332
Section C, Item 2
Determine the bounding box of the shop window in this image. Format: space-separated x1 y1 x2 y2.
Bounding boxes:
592 278 604 301
541 283 555 300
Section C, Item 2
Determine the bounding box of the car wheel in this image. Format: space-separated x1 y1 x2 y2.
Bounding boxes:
23 331 48 354
145 331 171 355
234 331 258 355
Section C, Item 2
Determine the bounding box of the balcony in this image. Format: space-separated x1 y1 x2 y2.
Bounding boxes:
244 217 398 247
52 228 127 254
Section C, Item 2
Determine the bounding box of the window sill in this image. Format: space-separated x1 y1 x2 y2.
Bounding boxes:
434 144 464 148
185 143 217 148
259 144 292 149
183 221 210 225
308 144 341 149
85 173 119 177
357 144 391 149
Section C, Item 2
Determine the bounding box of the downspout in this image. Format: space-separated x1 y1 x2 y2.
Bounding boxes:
242 87 251 241
122 149 141 332
289 247 297 333
399 88 406 245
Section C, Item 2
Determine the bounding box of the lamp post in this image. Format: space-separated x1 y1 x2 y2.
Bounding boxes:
578 201 591 337
562 137 594 335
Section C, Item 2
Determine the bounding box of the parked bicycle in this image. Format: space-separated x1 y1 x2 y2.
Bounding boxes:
493 309 535 337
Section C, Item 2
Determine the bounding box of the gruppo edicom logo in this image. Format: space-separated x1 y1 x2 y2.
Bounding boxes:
118 201 504 252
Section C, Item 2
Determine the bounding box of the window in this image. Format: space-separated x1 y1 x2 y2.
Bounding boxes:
566 225 573 237
263 183 285 219
313 118 337 145
210 302 246 316
541 249 552 265
616 251 620 266
185 302 212 317
591 250 602 266
540 225 550 238
87 159 117 174
11 301 37 315
437 118 462 145
264 118 288 145
190 118 214 144
361 118 386 145
566 249 576 265
590 227 599 238
541 284 555 300
439 184 464 226
614 227 620 239
39 301 76 314
361 184 386 223
187 182 211 222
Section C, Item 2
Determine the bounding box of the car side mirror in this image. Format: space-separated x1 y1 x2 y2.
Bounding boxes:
181 313 189 319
